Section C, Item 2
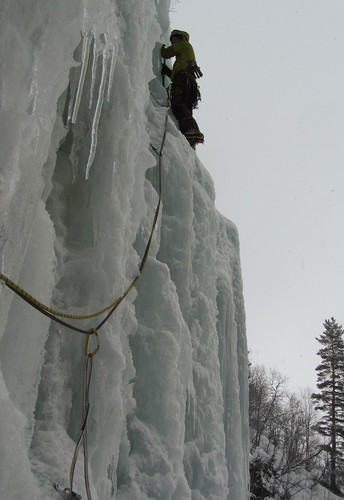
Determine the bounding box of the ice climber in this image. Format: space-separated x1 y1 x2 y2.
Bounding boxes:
161 30 204 148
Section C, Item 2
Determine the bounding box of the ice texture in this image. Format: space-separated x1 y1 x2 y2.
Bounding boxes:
0 0 249 498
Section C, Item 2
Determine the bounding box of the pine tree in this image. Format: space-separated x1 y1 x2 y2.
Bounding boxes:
312 317 344 494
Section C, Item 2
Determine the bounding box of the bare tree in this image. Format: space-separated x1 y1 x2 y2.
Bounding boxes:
249 364 324 499
249 365 287 453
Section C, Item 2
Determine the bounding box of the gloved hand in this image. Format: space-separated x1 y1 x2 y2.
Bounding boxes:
193 66 203 78
188 62 203 78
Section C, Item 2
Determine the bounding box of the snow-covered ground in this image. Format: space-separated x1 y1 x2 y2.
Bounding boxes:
0 1 249 499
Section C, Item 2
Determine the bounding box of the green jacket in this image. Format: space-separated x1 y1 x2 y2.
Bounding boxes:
160 31 195 79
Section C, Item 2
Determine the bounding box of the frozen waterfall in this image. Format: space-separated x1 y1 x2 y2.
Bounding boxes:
0 0 249 498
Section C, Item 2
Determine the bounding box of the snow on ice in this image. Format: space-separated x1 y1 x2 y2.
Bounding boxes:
0 0 249 498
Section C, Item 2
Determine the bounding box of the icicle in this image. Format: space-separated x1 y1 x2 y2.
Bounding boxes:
66 84 75 126
71 32 92 124
0 249 6 286
85 44 108 180
192 391 196 436
89 34 99 109
29 56 39 115
187 385 197 437
106 44 116 102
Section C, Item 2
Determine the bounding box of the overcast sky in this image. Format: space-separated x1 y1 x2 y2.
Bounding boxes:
170 0 344 392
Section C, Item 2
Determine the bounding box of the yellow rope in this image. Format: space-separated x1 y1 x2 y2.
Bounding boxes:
0 112 168 323
0 272 127 319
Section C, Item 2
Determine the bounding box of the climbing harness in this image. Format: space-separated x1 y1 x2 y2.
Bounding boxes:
184 74 201 110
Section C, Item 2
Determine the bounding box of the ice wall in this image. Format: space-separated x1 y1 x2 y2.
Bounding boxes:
0 0 249 498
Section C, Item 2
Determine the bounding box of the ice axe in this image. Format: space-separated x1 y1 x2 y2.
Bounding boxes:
161 57 166 88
